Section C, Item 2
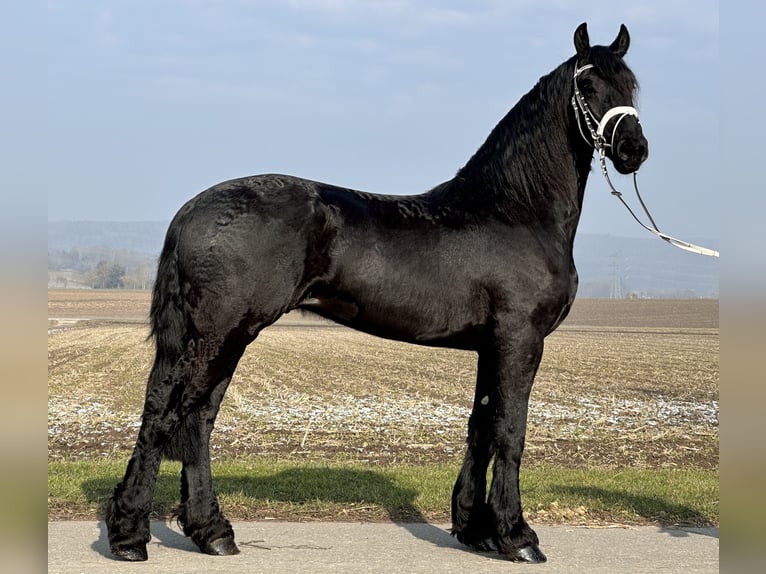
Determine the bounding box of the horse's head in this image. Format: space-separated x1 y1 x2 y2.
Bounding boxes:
571 23 648 174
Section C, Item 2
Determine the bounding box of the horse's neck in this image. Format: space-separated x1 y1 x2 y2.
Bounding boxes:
454 66 593 240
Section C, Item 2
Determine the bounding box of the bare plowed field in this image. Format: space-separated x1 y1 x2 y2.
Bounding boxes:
48 291 718 469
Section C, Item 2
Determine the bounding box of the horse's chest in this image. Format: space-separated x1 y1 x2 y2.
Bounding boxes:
544 265 579 334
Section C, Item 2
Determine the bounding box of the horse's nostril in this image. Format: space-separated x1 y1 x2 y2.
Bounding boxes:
617 139 647 161
616 140 632 159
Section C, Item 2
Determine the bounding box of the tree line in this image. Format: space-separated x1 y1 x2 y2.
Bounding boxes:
48 247 156 290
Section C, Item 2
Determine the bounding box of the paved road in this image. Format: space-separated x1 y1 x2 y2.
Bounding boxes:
48 521 718 573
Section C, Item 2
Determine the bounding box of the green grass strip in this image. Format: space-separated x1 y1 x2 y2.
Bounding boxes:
48 459 718 527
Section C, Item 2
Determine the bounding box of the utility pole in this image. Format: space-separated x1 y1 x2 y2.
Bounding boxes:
609 254 623 299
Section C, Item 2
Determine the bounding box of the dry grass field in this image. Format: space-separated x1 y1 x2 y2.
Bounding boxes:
48 290 718 472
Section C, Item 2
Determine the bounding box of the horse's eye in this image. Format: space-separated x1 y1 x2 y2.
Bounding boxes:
579 80 596 96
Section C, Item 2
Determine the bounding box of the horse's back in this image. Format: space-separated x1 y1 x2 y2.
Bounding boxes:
171 174 322 230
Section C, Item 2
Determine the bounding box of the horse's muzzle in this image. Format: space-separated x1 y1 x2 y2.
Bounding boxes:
613 130 648 174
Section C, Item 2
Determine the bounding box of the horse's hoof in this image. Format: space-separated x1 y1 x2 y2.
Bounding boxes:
111 544 148 562
507 544 547 563
204 536 240 556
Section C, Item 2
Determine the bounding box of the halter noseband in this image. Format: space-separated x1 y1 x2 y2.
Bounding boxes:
571 63 639 153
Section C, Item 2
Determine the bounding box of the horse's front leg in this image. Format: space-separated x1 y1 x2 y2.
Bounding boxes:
451 352 497 550
486 326 546 563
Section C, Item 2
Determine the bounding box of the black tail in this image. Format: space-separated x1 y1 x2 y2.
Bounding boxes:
147 220 200 461
149 226 187 365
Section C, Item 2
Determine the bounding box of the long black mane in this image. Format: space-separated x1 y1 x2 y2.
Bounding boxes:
457 57 580 213
450 49 637 222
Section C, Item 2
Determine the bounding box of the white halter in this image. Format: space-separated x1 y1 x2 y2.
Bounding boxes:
571 63 640 150
571 63 719 258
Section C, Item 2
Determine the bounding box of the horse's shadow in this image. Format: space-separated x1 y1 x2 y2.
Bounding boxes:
84 467 467 559
549 485 719 539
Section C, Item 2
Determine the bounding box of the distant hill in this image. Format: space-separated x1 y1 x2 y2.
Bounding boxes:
48 221 719 298
47 221 168 255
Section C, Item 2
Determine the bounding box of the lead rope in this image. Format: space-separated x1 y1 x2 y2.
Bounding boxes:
597 149 720 257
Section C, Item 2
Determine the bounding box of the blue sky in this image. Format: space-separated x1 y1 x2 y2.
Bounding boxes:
46 0 719 240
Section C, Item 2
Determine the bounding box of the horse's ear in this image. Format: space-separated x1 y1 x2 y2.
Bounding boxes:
610 24 630 58
574 22 590 60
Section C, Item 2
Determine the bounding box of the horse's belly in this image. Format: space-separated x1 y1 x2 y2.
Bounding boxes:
299 288 487 350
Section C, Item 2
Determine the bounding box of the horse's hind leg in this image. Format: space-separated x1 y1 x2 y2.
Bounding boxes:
106 335 246 561
105 338 206 561
170 347 244 555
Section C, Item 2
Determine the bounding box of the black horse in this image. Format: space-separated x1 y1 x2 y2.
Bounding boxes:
106 23 647 563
